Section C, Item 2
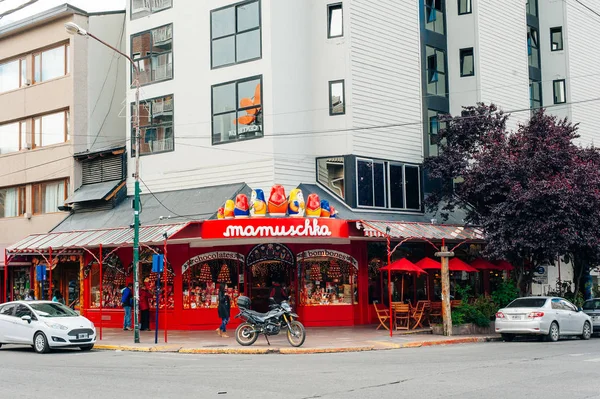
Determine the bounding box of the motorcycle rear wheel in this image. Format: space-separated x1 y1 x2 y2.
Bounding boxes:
236 322 259 346
287 320 306 347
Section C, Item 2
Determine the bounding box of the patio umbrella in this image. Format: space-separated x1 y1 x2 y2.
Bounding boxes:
380 259 427 302
417 257 478 272
494 260 514 271
471 258 498 270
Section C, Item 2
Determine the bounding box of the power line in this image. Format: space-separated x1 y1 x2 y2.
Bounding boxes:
569 0 600 20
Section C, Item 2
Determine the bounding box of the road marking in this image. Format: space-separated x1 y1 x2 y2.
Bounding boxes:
569 353 585 357
584 358 600 362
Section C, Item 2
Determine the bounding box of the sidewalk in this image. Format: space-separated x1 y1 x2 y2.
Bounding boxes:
94 326 501 354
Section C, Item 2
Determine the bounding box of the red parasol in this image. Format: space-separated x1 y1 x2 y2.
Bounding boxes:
380 259 426 302
471 258 498 270
494 260 514 271
449 258 479 272
415 257 442 270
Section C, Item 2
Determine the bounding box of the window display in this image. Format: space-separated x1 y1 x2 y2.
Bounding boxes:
182 260 241 310
141 259 175 310
11 267 32 300
299 259 357 306
87 255 127 309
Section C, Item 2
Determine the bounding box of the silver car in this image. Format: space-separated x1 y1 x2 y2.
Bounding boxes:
582 298 600 333
495 296 593 342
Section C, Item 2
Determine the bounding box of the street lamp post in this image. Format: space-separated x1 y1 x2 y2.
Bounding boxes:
65 22 142 343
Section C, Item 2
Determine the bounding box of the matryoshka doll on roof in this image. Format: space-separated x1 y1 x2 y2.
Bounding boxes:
305 193 321 218
250 189 267 217
288 188 306 217
223 199 235 219
267 185 288 217
234 194 250 218
320 200 331 218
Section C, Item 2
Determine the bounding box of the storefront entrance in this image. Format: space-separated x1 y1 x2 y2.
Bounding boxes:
49 262 80 309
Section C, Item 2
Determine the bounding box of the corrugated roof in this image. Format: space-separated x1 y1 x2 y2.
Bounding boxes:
357 220 484 241
65 180 123 204
7 223 187 254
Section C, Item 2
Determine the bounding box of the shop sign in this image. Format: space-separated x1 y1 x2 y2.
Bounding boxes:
202 218 349 240
296 249 358 269
182 251 245 274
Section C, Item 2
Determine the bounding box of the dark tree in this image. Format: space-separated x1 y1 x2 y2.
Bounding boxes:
425 104 600 297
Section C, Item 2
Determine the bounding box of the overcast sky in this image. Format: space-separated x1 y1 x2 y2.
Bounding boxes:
0 0 126 26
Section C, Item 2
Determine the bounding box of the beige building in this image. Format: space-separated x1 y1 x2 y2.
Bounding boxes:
0 4 126 289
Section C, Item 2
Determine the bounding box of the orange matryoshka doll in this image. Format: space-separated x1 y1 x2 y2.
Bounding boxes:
224 199 235 219
305 193 321 218
217 207 225 219
267 185 288 217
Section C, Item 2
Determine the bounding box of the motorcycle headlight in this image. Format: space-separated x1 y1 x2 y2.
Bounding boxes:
44 322 68 330
282 303 291 312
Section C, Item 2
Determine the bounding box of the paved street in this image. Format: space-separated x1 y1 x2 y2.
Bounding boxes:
2 339 600 399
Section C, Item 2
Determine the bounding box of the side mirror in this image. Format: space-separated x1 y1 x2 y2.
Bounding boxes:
578 307 583 312
21 315 32 323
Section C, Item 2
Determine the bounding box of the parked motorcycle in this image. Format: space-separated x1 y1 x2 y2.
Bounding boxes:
234 296 306 347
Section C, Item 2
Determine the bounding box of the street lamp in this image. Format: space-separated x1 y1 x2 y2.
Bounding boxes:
65 21 142 344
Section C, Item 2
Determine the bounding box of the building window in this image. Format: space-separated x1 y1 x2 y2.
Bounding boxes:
317 157 345 199
550 27 563 51
131 0 172 20
426 46 446 96
526 0 537 17
329 80 345 115
33 43 69 84
33 110 70 148
527 27 540 69
427 109 446 157
33 179 68 215
132 95 174 156
327 3 343 38
212 75 263 144
131 24 173 86
529 79 542 109
425 0 444 34
211 0 261 69
458 0 472 15
553 79 566 104
459 48 474 77
0 58 27 93
0 186 26 218
356 158 421 211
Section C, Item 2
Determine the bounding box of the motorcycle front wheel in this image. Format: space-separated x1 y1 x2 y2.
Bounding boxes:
287 320 306 347
235 322 259 346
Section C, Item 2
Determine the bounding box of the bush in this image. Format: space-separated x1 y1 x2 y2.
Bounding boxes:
473 295 497 320
451 303 490 327
491 280 519 309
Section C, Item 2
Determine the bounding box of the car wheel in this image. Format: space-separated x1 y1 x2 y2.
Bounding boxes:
547 322 560 342
501 333 515 342
33 332 50 354
80 345 94 351
580 322 592 340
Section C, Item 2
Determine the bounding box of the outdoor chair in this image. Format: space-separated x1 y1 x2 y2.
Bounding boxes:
411 300 430 329
392 303 411 330
430 301 442 323
451 300 462 309
373 303 390 331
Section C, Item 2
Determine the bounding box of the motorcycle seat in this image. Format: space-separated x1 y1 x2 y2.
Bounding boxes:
243 309 277 321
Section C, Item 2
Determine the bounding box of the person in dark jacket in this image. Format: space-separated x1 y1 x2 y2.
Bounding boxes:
217 284 231 337
121 283 133 331
139 284 151 331
270 281 288 304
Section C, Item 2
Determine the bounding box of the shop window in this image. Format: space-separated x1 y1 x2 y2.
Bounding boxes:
426 46 446 96
425 0 444 34
182 260 243 310
211 0 261 68
327 3 343 38
32 178 69 215
212 75 263 144
550 27 563 51
131 94 174 156
459 48 474 77
527 26 540 69
11 267 31 301
553 79 566 104
0 185 26 218
33 110 70 148
298 259 357 306
131 0 172 19
33 43 69 83
317 157 345 199
458 0 472 15
529 79 542 109
131 24 173 86
0 58 27 93
329 80 345 115
88 258 127 309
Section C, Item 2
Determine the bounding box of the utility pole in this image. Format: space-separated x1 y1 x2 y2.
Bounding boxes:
435 240 454 336
65 22 141 343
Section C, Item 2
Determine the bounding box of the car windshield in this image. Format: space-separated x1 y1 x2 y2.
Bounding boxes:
29 303 78 318
583 300 600 310
506 298 547 308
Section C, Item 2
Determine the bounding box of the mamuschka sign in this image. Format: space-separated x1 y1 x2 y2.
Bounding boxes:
202 218 349 240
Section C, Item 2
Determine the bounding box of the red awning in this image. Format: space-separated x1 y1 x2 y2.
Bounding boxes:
380 258 427 275
357 220 484 241
449 258 479 272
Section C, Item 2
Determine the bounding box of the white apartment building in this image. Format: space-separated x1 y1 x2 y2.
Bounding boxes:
0 4 126 284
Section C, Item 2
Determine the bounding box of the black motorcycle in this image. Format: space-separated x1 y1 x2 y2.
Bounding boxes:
234 295 306 347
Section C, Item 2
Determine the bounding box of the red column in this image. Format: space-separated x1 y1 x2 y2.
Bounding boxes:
3 249 8 303
99 245 103 341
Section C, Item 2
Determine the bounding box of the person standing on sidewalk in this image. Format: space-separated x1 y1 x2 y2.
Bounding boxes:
121 283 133 331
139 283 151 331
217 284 231 338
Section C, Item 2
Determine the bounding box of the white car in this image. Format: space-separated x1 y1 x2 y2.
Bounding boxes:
495 296 593 342
0 301 96 353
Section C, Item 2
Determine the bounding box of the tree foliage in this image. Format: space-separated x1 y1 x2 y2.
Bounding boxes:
425 104 600 295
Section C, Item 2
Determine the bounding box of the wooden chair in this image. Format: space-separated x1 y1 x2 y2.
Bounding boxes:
411 300 430 329
451 300 462 309
392 303 411 330
373 303 390 331
430 301 442 323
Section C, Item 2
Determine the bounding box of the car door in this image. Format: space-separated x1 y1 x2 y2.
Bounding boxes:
550 298 569 334
13 304 37 344
561 299 583 334
0 304 17 343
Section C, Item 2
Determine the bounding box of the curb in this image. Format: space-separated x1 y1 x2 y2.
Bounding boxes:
94 336 501 355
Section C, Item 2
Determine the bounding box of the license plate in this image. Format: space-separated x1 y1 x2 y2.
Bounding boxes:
78 333 88 339
510 315 523 320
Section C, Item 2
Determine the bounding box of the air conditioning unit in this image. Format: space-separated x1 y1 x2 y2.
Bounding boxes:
24 212 32 220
